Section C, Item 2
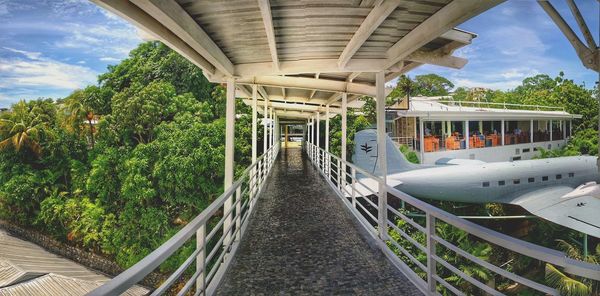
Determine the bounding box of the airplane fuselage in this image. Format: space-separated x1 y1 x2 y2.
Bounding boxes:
392 156 600 203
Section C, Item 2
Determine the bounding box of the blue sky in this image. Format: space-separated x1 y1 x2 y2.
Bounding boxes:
0 0 598 107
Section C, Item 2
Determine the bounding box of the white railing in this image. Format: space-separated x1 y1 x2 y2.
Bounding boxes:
89 143 280 296
437 100 566 112
306 142 599 296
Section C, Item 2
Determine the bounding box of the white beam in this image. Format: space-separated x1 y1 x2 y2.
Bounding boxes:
223 77 236 245
237 76 383 97
385 0 503 69
325 104 330 153
338 0 401 68
264 95 268 152
406 50 467 69
242 99 342 114
91 0 217 77
252 85 258 164
566 0 597 49
257 0 279 71
347 72 361 82
308 73 320 100
131 0 234 76
234 58 389 77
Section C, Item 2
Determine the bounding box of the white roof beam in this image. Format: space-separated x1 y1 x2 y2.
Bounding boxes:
566 0 597 49
242 99 342 114
257 0 280 71
347 72 361 82
131 0 234 76
308 73 320 100
237 76 383 97
91 0 217 77
406 51 467 69
385 0 503 69
385 62 422 82
338 0 402 68
234 59 389 78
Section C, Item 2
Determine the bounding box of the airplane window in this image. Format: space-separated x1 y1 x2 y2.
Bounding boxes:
568 172 575 178
542 176 548 181
528 177 535 183
513 179 520 185
556 174 562 180
482 182 490 187
498 180 505 186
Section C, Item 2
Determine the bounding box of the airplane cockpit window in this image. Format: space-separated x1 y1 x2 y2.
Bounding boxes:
542 176 549 181
528 177 535 183
556 174 562 180
513 179 521 184
482 182 490 187
498 180 505 186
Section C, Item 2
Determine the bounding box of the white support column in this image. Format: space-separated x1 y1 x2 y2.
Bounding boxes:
316 111 321 149
341 93 348 163
501 119 505 146
530 120 534 143
376 71 387 241
465 120 470 149
562 120 566 140
478 120 483 133
264 96 268 152
270 108 274 149
325 105 330 153
550 120 554 142
251 85 258 200
419 119 424 162
224 77 236 247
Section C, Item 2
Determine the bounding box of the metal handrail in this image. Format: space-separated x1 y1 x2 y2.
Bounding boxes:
88 143 280 296
437 100 566 112
305 142 600 295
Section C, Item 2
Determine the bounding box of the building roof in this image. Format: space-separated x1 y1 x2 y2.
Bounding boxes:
390 97 580 120
0 230 147 295
92 0 504 119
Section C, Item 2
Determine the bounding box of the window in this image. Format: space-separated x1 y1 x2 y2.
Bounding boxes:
528 177 535 183
523 148 530 153
498 180 505 186
482 181 490 187
515 148 520 155
534 147 539 151
556 174 562 180
569 172 575 178
513 179 520 185
542 176 549 181
512 156 521 161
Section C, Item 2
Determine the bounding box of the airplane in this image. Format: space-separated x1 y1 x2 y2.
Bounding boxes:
351 129 600 238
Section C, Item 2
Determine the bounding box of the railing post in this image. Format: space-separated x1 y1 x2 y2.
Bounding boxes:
351 167 356 208
336 158 341 191
196 223 206 296
426 213 437 293
235 187 241 241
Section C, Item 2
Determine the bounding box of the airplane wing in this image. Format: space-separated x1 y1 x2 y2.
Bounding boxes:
506 183 600 238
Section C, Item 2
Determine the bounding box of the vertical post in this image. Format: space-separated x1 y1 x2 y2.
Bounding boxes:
376 71 388 240
325 105 330 153
341 93 348 164
285 125 289 148
550 120 553 142
224 77 236 248
562 120 566 140
235 187 241 241
351 167 356 209
530 119 534 143
264 96 268 153
419 119 424 163
196 223 206 295
426 214 436 293
316 111 321 167
465 120 470 149
501 119 505 146
251 85 258 200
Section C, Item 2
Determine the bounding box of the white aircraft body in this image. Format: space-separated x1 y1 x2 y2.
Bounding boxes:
352 129 600 237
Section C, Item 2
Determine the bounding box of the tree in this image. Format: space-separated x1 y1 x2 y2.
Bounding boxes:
63 90 96 147
0 101 46 156
414 74 454 96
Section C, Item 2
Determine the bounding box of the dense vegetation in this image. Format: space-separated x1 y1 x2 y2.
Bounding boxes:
0 41 597 294
0 42 261 270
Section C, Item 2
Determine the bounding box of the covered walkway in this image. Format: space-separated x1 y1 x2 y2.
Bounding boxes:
216 148 420 295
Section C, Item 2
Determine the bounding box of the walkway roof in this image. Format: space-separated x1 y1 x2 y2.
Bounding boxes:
92 0 504 119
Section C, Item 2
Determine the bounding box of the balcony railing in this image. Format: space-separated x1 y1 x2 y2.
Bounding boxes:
89 143 280 296
437 100 566 112
306 142 599 295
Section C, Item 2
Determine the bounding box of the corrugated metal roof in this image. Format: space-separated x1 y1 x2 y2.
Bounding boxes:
0 230 148 295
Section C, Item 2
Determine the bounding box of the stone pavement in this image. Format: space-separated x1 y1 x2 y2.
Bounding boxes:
216 148 422 295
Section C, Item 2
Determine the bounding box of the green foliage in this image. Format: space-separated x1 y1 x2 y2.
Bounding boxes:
413 74 454 96
327 110 371 159
399 144 420 164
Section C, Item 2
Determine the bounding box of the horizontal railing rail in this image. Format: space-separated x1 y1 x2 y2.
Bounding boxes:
89 143 280 296
437 100 566 112
306 142 599 295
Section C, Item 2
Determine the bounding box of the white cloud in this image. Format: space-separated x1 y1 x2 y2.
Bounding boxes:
453 78 523 91
3 47 42 60
99 57 120 62
0 48 97 90
54 22 141 59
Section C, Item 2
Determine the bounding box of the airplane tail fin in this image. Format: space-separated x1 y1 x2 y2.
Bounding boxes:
352 129 420 176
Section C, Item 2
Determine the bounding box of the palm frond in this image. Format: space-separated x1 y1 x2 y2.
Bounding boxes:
545 263 591 296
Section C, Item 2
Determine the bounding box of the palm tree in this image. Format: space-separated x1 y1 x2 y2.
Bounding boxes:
0 102 44 156
545 239 599 295
388 75 415 108
63 90 95 147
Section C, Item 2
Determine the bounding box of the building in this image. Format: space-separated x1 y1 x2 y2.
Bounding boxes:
387 96 580 164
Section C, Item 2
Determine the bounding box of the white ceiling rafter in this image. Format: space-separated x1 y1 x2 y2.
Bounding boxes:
257 0 280 71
